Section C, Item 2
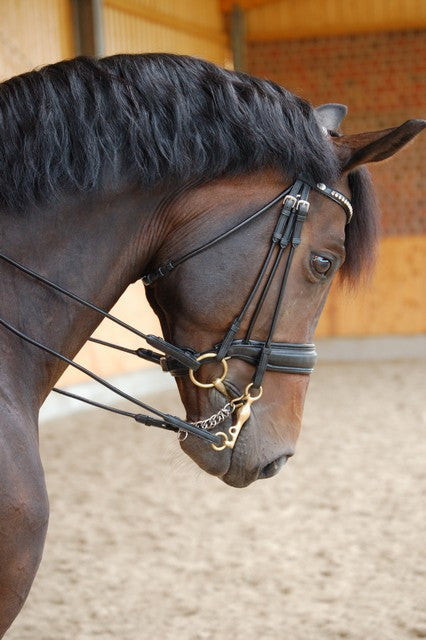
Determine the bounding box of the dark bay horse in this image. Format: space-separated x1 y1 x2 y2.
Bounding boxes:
0 53 423 635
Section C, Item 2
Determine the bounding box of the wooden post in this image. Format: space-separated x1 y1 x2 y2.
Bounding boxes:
231 3 246 72
72 0 104 58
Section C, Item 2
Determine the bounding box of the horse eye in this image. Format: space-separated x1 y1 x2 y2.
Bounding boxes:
311 255 332 275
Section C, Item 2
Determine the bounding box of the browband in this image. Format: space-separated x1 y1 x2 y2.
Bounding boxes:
301 177 353 223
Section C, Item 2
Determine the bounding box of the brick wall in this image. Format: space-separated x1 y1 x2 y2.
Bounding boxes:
247 30 425 237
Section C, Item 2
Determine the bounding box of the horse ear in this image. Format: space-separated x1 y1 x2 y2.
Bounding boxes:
314 103 348 134
333 119 426 172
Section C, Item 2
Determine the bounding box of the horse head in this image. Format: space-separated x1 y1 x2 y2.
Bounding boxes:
145 109 424 487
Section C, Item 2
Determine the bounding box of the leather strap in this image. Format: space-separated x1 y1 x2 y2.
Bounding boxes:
142 185 293 286
225 340 317 374
160 340 317 377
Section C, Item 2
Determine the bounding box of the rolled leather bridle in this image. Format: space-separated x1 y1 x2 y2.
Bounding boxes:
140 175 352 450
0 175 352 450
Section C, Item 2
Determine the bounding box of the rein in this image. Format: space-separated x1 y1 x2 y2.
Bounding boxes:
0 175 352 450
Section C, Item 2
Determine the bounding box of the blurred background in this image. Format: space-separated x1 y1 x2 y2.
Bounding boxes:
0 0 424 392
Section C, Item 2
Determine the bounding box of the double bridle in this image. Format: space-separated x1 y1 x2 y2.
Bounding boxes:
0 175 352 451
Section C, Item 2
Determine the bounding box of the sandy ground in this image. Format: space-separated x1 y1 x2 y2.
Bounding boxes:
6 359 426 640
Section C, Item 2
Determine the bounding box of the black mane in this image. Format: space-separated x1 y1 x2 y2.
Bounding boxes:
0 53 337 210
0 53 377 280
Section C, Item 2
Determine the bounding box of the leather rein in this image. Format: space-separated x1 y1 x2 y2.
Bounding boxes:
0 175 352 451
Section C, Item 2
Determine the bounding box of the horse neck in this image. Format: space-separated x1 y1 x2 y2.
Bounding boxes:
0 186 164 412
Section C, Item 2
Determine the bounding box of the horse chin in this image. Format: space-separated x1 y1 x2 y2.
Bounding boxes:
179 436 233 479
179 419 295 488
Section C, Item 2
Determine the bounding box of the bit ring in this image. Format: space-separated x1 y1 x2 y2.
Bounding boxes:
244 382 263 400
189 352 229 389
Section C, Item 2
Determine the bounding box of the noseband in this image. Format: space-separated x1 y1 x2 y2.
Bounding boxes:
0 175 352 450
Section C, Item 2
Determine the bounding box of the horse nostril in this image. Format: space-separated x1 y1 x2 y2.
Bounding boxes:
258 455 289 479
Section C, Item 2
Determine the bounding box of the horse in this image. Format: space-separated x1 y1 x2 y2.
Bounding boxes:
0 53 423 636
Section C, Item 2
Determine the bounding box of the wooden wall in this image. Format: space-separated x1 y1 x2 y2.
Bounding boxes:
317 236 426 337
103 0 228 64
0 0 74 80
0 0 228 79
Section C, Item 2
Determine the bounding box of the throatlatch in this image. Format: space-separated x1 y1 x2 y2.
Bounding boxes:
0 175 352 451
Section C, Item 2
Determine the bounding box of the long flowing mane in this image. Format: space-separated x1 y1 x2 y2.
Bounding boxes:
0 53 377 279
0 53 338 209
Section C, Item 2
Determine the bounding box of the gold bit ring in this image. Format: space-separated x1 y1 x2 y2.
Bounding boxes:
189 352 229 389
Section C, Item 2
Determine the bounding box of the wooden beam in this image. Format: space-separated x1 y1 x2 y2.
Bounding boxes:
230 4 246 71
72 0 104 57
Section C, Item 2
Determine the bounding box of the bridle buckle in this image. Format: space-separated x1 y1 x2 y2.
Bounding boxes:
283 194 298 208
283 195 310 215
296 199 310 213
